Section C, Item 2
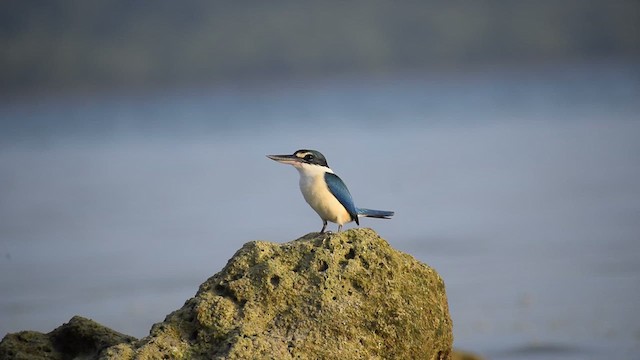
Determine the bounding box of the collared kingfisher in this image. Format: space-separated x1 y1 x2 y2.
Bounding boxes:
267 149 394 233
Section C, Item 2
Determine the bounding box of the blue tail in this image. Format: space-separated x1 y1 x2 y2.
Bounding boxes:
357 208 394 219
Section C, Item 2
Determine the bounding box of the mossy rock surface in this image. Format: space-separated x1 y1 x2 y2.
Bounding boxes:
111 228 453 359
1 229 454 359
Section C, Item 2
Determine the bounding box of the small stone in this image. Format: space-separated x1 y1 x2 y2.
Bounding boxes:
0 316 136 360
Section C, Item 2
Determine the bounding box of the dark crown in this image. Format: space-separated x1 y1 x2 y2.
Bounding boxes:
294 149 328 167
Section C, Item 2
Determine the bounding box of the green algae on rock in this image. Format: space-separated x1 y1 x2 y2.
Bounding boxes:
110 228 453 359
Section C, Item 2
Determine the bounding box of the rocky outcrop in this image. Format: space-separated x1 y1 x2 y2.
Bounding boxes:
1 229 454 359
0 316 136 360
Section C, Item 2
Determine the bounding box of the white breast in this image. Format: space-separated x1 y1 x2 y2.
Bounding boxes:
296 164 352 225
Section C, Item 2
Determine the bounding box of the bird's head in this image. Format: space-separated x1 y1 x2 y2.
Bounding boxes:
267 149 329 169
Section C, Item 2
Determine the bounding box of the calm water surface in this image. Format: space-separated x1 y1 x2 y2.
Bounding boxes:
1 63 639 359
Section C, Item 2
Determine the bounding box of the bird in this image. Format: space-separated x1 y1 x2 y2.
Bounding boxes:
267 149 394 233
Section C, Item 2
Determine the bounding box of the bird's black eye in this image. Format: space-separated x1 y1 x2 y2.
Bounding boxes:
304 154 314 161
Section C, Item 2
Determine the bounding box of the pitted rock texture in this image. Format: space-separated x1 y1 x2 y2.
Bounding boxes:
105 228 453 359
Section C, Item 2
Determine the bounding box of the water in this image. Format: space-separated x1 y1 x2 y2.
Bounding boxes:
1 62 639 359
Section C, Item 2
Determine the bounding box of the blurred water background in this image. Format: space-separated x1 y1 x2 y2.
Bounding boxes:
1 2 639 359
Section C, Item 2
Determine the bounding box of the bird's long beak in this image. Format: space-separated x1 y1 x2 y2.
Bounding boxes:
266 154 302 165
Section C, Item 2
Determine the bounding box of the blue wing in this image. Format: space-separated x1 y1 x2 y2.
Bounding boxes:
324 173 359 225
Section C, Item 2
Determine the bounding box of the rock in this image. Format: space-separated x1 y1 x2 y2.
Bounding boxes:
108 228 453 359
0 316 136 360
1 229 454 359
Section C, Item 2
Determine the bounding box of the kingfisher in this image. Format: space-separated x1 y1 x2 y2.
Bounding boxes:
267 149 394 233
